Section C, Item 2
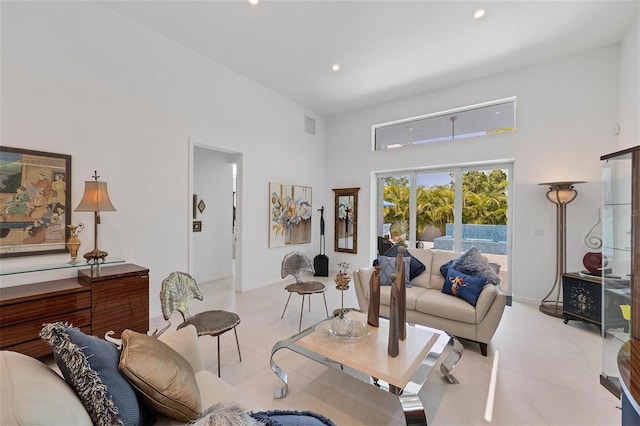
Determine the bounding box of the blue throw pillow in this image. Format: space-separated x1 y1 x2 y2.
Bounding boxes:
443 268 487 306
40 323 147 426
378 256 411 287
251 410 337 426
440 258 455 278
383 244 427 280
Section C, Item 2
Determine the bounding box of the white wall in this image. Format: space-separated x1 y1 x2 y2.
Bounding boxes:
326 45 623 304
193 146 233 283
0 2 635 312
618 16 640 151
0 2 328 319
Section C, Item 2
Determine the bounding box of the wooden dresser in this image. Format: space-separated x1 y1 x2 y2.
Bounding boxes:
0 263 149 358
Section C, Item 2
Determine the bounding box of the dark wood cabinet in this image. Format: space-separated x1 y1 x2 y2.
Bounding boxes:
80 263 149 340
0 263 149 358
562 273 602 328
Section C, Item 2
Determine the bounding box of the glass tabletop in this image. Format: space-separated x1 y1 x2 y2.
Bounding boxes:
0 257 125 276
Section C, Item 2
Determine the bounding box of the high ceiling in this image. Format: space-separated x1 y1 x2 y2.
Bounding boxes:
101 0 639 117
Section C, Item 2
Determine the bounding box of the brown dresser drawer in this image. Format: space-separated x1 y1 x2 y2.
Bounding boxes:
3 325 92 359
0 308 92 348
0 291 91 326
1 264 149 359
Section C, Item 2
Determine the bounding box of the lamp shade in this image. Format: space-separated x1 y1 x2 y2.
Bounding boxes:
75 181 116 212
539 181 584 205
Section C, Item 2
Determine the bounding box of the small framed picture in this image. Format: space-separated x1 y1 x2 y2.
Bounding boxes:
193 221 202 232
198 199 206 214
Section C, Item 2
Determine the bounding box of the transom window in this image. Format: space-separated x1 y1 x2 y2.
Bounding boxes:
372 97 516 151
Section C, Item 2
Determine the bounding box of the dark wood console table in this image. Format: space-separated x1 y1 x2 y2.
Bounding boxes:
562 272 629 331
562 273 602 328
0 263 149 358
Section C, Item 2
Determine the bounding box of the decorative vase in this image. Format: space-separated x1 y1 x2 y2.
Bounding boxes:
330 314 354 336
66 223 84 263
284 226 291 245
335 273 351 287
583 251 610 275
331 277 354 337
368 265 380 327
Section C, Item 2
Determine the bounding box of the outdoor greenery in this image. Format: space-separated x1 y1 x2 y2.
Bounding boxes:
383 170 508 239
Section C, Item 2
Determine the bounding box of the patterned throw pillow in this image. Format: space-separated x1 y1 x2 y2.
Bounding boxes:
40 323 147 426
442 268 487 306
383 243 427 280
378 256 411 286
439 246 501 285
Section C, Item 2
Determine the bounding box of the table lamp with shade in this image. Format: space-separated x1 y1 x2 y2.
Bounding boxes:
74 171 116 263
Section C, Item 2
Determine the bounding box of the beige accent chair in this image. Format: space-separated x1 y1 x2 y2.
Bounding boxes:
353 248 506 355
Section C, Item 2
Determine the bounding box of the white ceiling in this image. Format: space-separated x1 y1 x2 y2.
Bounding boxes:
100 0 639 117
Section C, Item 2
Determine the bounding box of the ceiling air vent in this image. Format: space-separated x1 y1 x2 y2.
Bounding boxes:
304 115 316 135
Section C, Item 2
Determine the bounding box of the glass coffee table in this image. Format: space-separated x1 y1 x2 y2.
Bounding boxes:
270 310 462 425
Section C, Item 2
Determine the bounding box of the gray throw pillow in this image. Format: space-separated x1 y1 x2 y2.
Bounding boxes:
383 243 427 280
190 402 255 426
450 246 501 285
378 256 411 286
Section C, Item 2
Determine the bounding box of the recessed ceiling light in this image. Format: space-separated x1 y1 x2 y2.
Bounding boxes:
332 64 340 71
248 0 259 5
474 9 485 19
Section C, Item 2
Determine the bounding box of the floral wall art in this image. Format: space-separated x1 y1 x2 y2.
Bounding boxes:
269 183 312 247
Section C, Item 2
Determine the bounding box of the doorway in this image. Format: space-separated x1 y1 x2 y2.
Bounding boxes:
189 140 242 291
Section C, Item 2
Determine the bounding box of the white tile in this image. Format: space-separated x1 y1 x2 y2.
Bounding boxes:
152 277 620 425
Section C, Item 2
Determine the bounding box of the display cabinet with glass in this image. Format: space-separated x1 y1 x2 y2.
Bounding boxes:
600 146 638 398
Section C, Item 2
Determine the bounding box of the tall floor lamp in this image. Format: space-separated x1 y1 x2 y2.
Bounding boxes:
538 181 584 317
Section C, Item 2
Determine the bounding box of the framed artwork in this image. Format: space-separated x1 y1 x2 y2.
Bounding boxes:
197 199 206 214
193 221 202 232
0 146 72 258
269 182 312 248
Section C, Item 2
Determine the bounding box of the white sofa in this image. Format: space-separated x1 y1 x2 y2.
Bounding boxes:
353 247 506 356
0 325 259 426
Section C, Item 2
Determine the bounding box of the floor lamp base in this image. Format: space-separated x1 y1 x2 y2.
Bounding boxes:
539 302 564 318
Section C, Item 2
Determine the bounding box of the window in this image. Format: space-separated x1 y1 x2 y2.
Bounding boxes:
372 98 516 151
377 162 513 299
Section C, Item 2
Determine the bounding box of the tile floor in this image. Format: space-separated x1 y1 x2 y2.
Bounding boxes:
149 275 622 426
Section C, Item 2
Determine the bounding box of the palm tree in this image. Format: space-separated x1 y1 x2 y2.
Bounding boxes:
382 170 507 241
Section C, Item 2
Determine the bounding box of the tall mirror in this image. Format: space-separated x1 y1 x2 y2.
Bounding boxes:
333 187 359 253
